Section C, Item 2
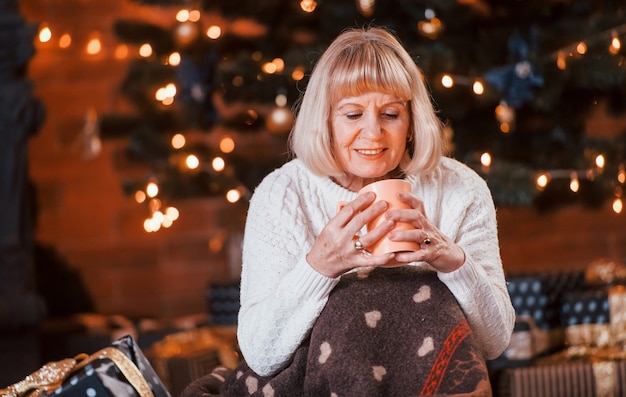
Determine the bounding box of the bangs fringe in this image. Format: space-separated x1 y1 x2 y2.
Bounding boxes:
329 40 412 102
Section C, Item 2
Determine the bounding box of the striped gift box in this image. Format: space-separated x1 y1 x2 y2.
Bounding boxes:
497 360 626 397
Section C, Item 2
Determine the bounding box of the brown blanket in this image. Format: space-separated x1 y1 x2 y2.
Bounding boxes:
182 266 492 396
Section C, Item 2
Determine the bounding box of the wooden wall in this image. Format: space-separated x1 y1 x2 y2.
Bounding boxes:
21 1 626 320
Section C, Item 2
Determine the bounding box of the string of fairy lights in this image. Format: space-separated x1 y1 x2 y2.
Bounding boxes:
435 21 625 215
35 7 297 232
34 0 625 233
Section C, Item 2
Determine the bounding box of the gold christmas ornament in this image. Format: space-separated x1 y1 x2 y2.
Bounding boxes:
266 107 294 134
356 0 375 17
173 20 201 48
495 101 516 124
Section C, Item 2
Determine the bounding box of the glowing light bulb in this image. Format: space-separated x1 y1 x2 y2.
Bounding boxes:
176 9 190 22
292 68 305 81
115 44 128 59
275 94 288 107
59 33 71 48
212 156 225 172
441 74 454 88
569 172 579 192
168 52 181 66
207 26 222 39
220 136 235 153
189 10 201 22
165 83 176 97
472 80 484 95
86 38 101 55
155 87 167 101
300 0 317 12
171 134 185 149
39 25 52 43
226 188 242 203
480 152 492 167
262 62 277 74
613 197 623 214
186 154 200 169
609 31 621 55
536 173 550 189
272 58 285 73
165 207 179 221
595 154 605 169
134 190 146 203
356 0 375 17
144 218 158 233
152 211 164 224
556 52 566 70
146 182 159 198
139 43 153 58
161 217 174 228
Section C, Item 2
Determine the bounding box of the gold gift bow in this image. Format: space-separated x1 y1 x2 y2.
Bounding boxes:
563 285 626 350
505 315 564 360
0 347 155 397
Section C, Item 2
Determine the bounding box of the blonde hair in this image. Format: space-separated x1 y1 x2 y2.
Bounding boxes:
289 27 444 177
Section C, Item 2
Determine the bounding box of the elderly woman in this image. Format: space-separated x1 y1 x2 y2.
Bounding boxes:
185 26 515 397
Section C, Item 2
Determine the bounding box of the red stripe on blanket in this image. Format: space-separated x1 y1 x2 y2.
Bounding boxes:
419 319 472 395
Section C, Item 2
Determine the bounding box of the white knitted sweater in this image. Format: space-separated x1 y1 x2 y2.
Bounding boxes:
237 157 515 377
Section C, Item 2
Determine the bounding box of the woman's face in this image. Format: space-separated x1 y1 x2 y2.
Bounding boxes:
331 91 410 190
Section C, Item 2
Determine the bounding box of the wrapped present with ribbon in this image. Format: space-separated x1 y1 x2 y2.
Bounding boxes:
488 314 567 371
145 326 239 397
495 286 626 397
560 285 626 349
561 287 612 348
507 270 586 330
0 335 171 397
496 358 626 397
505 270 585 359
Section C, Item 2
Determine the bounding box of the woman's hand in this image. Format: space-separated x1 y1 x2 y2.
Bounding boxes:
306 191 399 278
385 191 466 273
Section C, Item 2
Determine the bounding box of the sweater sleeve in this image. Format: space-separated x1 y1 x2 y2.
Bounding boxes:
436 169 516 360
237 172 340 377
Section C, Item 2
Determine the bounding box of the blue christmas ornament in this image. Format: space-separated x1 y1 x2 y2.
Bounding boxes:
175 50 220 129
483 31 544 108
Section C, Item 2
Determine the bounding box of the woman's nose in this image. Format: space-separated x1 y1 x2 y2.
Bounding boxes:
360 113 383 138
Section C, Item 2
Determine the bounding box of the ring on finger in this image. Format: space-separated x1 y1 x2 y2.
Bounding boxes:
354 238 365 251
423 236 431 245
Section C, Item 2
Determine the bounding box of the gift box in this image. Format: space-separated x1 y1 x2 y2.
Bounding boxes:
507 270 586 330
488 318 537 371
496 359 626 397
496 346 626 397
561 288 610 327
505 270 586 359
1 335 170 397
560 285 626 350
40 313 137 364
560 288 612 349
206 282 240 325
145 326 240 397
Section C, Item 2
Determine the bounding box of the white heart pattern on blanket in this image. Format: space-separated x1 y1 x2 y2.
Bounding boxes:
418 336 434 357
318 341 332 364
413 285 431 303
364 310 382 328
372 366 387 381
262 383 275 397
245 376 258 393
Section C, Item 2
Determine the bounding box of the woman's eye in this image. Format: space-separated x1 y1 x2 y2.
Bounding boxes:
346 113 362 120
383 112 399 119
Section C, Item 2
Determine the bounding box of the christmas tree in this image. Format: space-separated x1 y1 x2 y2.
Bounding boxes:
101 0 626 230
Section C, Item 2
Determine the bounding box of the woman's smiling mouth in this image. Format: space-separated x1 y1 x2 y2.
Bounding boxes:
356 148 385 155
